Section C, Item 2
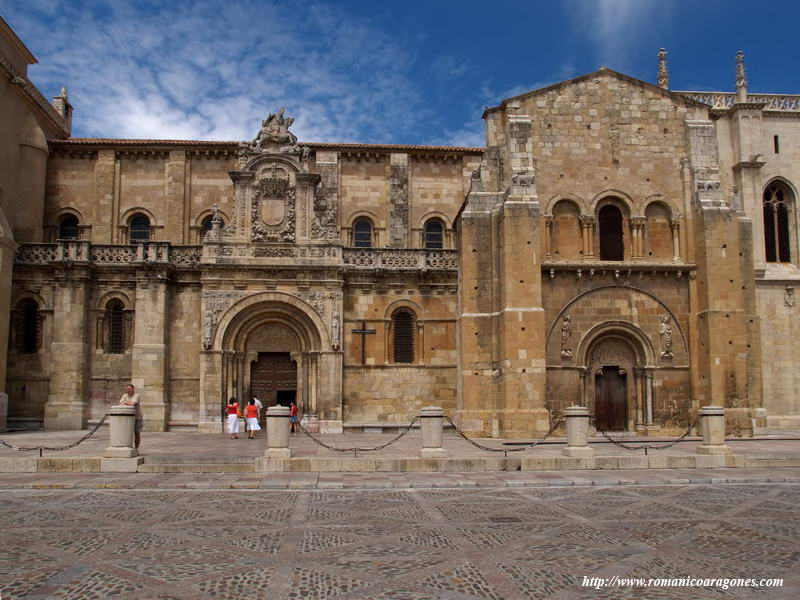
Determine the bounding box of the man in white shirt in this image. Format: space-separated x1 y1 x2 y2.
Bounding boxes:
119 384 142 449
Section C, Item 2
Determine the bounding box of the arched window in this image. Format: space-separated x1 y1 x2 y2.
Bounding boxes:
129 214 151 243
15 299 40 353
392 309 415 363
58 215 79 240
764 183 792 263
106 300 125 354
598 204 624 261
424 219 445 249
353 218 373 248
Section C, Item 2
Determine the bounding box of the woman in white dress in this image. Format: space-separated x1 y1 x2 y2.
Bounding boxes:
226 397 241 439
244 398 261 439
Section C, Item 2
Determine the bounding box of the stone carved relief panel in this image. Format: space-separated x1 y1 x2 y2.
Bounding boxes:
251 164 296 243
201 291 247 350
591 339 634 366
245 322 301 352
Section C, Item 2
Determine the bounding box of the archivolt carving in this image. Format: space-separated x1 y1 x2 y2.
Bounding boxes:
246 322 301 352
202 290 247 350
591 339 634 365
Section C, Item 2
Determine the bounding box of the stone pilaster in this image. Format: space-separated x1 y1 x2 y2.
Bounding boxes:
165 150 187 244
0 228 17 429
93 149 116 243
44 267 92 429
389 153 409 247
131 269 170 431
687 118 759 433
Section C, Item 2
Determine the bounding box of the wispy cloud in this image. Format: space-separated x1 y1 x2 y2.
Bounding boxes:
572 0 670 70
4 0 428 142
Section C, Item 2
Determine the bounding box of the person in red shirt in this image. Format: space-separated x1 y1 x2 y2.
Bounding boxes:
226 397 241 439
290 401 299 433
244 399 261 439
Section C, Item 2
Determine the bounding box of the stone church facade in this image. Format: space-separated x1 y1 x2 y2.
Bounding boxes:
2 21 799 436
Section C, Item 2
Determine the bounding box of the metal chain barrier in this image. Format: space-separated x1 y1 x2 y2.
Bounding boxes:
590 416 699 455
0 413 110 457
444 415 566 457
297 416 421 457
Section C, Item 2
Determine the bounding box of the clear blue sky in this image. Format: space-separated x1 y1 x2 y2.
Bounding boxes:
3 0 799 145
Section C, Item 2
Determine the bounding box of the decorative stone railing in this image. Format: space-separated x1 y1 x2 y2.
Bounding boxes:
677 91 800 111
342 248 458 270
15 242 201 269
16 243 458 271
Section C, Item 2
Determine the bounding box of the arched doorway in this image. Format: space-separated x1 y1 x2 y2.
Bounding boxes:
199 292 342 433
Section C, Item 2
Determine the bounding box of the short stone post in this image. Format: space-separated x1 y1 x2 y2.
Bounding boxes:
265 405 292 458
104 405 138 458
562 405 594 457
419 406 447 458
696 406 731 455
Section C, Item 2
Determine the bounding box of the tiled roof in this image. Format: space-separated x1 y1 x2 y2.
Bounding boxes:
48 138 484 153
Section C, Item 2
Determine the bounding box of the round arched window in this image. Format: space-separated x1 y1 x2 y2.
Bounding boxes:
129 214 151 243
424 219 444 249
58 215 79 240
353 218 373 248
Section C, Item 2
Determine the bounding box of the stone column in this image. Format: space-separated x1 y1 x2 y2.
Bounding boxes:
419 406 447 458
131 269 170 431
544 215 553 259
0 224 17 429
645 369 654 425
696 405 731 455
562 405 594 457
580 215 595 259
265 405 291 458
198 351 223 433
104 405 138 457
671 218 681 262
630 217 646 259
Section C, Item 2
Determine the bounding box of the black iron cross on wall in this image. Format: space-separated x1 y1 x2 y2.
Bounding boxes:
351 320 376 365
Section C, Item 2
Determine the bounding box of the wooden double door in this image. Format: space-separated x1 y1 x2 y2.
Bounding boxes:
250 353 297 423
594 366 627 431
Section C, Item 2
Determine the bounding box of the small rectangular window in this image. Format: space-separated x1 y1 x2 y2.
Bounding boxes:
774 135 780 154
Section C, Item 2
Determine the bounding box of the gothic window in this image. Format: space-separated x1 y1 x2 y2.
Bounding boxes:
424 219 444 249
15 299 40 353
106 300 125 354
764 183 792 263
598 204 624 261
129 214 151 243
353 218 373 248
58 215 79 240
392 309 415 363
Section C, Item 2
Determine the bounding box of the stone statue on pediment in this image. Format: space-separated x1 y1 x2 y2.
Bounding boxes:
253 108 297 150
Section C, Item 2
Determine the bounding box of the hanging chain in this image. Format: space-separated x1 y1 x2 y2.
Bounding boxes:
589 416 699 451
443 415 565 454
0 413 110 455
296 416 421 454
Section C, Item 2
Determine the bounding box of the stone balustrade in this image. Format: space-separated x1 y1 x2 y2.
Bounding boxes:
342 248 458 271
677 91 800 111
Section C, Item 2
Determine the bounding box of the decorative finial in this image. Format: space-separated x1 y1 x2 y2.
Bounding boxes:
657 48 669 89
736 50 747 101
59 86 68 99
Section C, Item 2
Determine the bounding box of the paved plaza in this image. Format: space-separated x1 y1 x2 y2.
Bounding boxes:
1 480 798 599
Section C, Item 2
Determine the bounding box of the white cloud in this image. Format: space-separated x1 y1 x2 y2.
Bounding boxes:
4 0 428 143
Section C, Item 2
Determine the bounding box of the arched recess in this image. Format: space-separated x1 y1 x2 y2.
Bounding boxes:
119 207 160 243
384 299 424 363
193 208 230 244
643 201 673 260
201 292 339 428
48 208 86 241
416 211 452 249
551 199 582 259
594 195 632 261
94 291 134 353
345 210 380 247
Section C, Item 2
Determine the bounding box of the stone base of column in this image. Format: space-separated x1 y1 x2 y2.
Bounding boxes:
198 421 223 434
419 448 448 458
100 457 144 472
696 444 732 455
43 403 87 430
750 408 768 436
562 446 595 457
104 446 139 458
265 448 292 458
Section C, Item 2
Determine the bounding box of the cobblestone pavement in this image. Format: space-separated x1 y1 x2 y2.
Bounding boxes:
1 482 798 599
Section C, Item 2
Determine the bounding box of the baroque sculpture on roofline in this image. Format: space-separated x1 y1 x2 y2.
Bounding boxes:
241 107 310 159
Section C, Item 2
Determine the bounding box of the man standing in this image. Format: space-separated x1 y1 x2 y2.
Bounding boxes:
119 384 142 449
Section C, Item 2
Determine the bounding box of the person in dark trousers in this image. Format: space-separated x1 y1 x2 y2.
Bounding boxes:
119 384 142 449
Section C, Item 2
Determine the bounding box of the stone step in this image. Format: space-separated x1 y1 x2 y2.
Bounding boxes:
139 463 256 473
143 456 256 464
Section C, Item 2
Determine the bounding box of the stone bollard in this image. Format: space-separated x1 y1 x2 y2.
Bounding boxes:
419 406 447 458
265 405 292 458
696 406 731 455
104 405 139 458
562 405 594 457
